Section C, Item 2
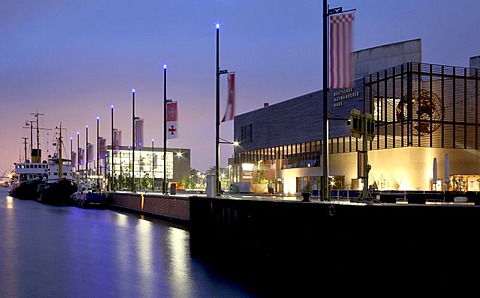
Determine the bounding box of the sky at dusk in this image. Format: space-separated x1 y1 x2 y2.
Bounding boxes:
2 0 480 175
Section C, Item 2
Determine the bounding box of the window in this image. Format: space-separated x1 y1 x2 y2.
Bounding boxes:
240 124 253 142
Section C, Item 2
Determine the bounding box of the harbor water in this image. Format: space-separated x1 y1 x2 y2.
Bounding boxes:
0 188 257 297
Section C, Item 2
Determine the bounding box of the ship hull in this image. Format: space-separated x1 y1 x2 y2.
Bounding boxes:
37 179 77 205
8 180 42 200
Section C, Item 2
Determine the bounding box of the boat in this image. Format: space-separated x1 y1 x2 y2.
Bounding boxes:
9 113 50 200
36 124 77 205
8 162 46 200
8 145 49 200
70 182 109 208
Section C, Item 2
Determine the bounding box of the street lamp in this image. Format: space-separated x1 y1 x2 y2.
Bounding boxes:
70 136 73 168
163 64 169 194
96 116 100 189
152 138 155 191
110 105 114 191
85 125 89 182
215 23 230 196
214 23 234 196
132 88 136 192
77 131 80 182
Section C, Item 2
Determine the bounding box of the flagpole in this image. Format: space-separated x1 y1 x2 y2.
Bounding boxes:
77 131 80 183
86 125 89 183
163 64 168 194
215 23 221 197
132 88 136 193
96 116 100 190
110 105 114 191
322 0 330 201
215 23 230 197
323 1 354 201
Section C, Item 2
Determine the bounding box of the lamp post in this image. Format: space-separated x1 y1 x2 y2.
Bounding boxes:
163 64 168 194
215 23 220 197
215 23 232 196
322 1 330 201
70 136 73 182
110 105 114 191
85 125 89 182
96 116 100 189
70 136 73 167
152 138 155 192
77 131 80 182
132 88 136 192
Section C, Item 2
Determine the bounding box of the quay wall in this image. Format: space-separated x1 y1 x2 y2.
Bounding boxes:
107 192 189 223
108 191 480 291
188 196 480 289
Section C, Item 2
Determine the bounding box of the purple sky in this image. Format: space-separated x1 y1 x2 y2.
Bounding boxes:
1 0 480 175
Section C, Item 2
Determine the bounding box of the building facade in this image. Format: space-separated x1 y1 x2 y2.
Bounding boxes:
104 146 190 191
232 39 480 194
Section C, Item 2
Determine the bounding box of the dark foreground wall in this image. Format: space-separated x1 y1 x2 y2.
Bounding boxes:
189 197 480 294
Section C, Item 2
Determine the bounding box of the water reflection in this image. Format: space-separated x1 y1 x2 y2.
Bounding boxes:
0 189 253 297
167 227 190 297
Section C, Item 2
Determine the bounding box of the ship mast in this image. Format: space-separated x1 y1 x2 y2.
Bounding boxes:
57 123 64 179
30 112 44 163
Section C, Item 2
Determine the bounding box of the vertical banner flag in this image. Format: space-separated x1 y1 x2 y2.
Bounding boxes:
87 143 94 162
71 151 77 167
166 102 178 139
98 137 107 160
221 72 235 122
329 12 355 89
79 148 84 165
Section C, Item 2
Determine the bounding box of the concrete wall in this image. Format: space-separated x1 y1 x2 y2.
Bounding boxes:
234 39 422 152
353 38 421 80
470 55 480 70
109 192 189 222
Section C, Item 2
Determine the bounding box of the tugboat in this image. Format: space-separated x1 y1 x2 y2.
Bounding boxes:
36 124 77 205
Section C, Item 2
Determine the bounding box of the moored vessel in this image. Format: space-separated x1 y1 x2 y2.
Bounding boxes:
70 182 108 208
9 151 47 200
36 124 77 205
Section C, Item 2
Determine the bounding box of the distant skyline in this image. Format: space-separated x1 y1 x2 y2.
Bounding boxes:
2 0 480 175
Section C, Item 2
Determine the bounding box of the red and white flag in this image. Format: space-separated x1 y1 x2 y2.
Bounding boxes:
166 102 178 139
329 12 355 89
221 72 235 122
